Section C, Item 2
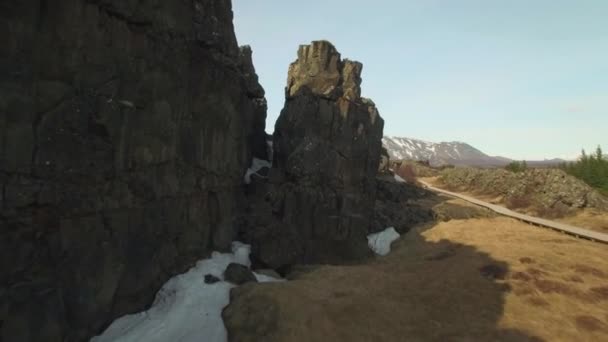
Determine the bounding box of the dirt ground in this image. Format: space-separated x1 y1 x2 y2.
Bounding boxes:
421 176 608 234
224 211 608 342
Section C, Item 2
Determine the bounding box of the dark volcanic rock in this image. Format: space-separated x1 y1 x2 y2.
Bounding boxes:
372 176 435 234
378 147 390 174
0 1 266 341
204 274 221 284
239 45 269 160
254 269 282 280
375 175 433 203
224 263 258 285
245 41 385 268
222 284 280 342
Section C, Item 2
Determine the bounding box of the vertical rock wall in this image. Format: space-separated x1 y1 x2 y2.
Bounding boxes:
247 41 385 268
0 1 266 340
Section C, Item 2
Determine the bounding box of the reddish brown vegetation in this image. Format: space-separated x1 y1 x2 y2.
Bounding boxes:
572 264 607 279
505 195 532 210
575 315 607 332
519 257 534 264
526 268 548 278
534 279 579 297
396 164 417 183
527 297 550 307
566 275 584 283
510 272 532 282
590 286 608 301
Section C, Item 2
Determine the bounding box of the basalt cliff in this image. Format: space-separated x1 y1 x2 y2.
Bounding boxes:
1 2 416 341
1 1 265 340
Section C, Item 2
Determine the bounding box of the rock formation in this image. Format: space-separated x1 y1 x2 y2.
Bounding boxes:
439 167 608 214
0 1 266 340
239 45 269 160
373 175 436 234
244 41 385 269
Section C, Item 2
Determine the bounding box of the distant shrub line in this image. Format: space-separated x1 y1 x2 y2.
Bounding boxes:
505 160 528 173
559 146 608 195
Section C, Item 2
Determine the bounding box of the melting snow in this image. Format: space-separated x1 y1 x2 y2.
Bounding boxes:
244 158 271 184
367 227 400 256
91 242 282 342
394 174 406 183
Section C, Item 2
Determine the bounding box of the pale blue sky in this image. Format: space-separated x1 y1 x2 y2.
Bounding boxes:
233 0 607 160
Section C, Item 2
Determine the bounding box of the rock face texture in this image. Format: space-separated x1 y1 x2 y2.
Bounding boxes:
372 176 435 234
239 45 269 160
224 263 258 285
244 41 385 269
0 1 266 340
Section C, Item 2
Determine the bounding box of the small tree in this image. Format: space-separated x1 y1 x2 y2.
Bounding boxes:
595 145 603 160
505 160 527 173
559 145 608 195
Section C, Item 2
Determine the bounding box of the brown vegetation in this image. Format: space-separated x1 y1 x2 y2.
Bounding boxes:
423 172 608 233
224 215 608 342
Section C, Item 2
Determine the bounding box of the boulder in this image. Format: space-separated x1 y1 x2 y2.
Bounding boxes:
245 41 384 268
0 0 267 340
204 274 221 284
224 263 258 285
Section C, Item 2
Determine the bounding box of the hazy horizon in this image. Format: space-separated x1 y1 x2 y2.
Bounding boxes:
233 0 607 160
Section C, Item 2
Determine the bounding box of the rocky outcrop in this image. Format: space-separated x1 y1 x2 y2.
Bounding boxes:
0 1 266 340
224 263 258 285
439 168 608 216
378 147 390 174
243 41 385 269
372 176 435 234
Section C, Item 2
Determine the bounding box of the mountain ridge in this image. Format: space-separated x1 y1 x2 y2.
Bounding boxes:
382 136 567 167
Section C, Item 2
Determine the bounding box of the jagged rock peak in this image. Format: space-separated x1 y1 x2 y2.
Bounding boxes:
239 45 265 98
286 40 363 101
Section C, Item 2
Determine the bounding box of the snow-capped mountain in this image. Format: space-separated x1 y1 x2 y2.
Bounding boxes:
382 136 510 167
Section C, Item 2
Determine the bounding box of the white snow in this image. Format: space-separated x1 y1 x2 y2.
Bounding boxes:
244 158 271 184
91 242 282 342
367 227 400 256
394 174 406 183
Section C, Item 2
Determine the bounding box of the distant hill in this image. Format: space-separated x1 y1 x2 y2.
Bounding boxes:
382 136 566 167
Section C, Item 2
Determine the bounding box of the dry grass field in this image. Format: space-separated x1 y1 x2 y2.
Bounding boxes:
556 209 608 234
224 212 608 342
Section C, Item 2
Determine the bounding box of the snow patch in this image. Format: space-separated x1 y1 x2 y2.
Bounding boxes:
367 227 400 256
244 158 271 184
394 174 406 183
91 242 282 342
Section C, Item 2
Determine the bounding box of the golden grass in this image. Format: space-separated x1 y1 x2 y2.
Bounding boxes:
556 209 608 234
224 216 608 342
